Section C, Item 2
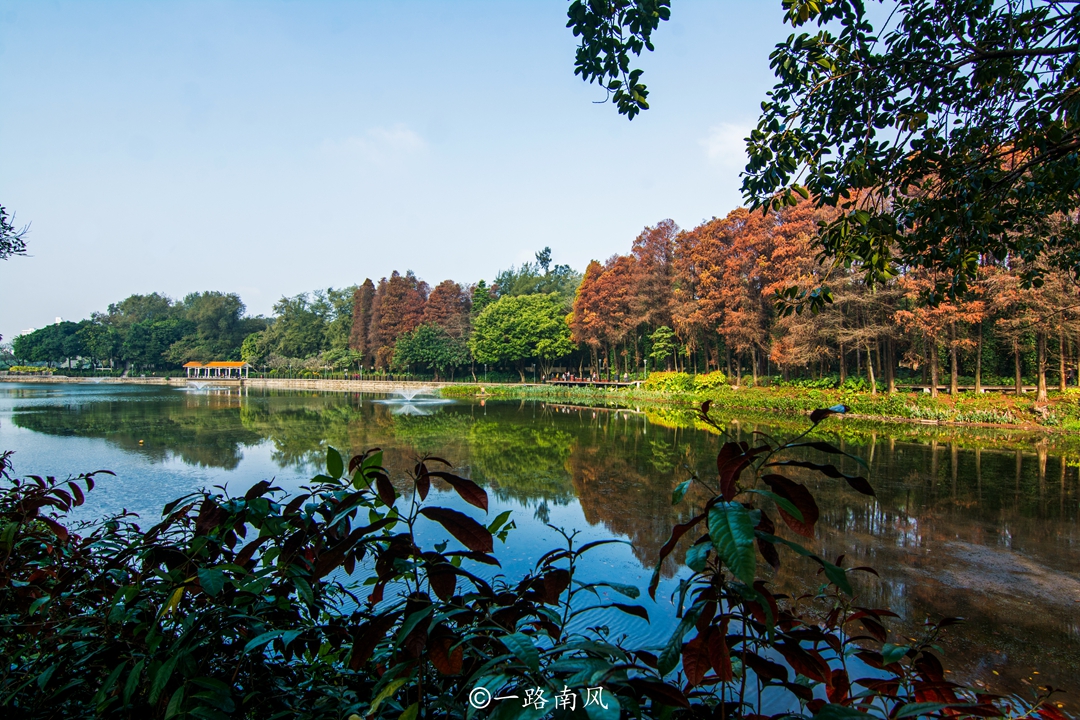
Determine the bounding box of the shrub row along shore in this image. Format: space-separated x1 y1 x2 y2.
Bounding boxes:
442 372 1080 433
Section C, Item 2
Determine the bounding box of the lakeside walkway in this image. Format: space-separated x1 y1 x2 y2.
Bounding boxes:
0 375 464 394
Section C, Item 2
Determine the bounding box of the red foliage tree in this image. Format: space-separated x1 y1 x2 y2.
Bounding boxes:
424 280 471 338
349 279 376 365
368 271 429 370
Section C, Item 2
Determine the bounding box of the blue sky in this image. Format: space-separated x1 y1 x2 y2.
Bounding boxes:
0 1 792 339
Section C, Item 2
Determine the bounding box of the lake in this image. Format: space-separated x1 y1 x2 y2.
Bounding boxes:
0 382 1076 704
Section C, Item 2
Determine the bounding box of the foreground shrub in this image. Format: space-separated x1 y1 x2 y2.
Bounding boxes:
692 370 728 392
0 406 1069 719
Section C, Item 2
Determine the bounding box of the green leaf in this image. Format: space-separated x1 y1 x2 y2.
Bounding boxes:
882 643 908 665
745 488 803 521
488 509 513 533
163 686 185 720
658 605 702 675
326 446 344 480
123 659 144 705
244 629 303 654
500 632 540 673
707 502 757 587
370 678 407 715
149 655 179 705
685 539 712 573
671 479 691 505
399 703 419 720
894 703 949 719
585 692 621 720
821 561 853 596
596 581 640 599
396 606 434 644
198 568 225 597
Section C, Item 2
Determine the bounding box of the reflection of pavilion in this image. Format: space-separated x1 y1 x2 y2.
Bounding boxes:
183 361 252 379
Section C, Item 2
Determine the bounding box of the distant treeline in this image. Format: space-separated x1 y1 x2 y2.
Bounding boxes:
9 199 1080 396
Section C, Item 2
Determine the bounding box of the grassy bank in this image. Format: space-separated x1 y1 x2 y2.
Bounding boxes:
441 381 1080 432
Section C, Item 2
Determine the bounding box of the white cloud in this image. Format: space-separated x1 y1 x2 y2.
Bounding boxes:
324 124 427 164
700 123 751 167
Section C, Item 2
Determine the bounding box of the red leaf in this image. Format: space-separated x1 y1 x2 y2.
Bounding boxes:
375 473 395 507
762 474 819 537
717 442 750 500
67 482 84 506
537 568 571 604
757 537 781 570
743 652 789 682
419 507 493 553
429 625 463 675
428 563 458 601
776 641 830 683
235 537 268 567
707 625 733 682
650 513 705 598
826 671 850 703
415 465 430 501
682 633 710 687
244 480 273 499
194 499 229 536
429 471 488 512
349 614 396 669
40 517 69 542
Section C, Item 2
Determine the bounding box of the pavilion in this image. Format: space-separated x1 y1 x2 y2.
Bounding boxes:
183 361 251 379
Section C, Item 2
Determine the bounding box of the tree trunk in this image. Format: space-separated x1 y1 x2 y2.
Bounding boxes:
974 321 983 394
725 345 732 379
866 342 877 395
751 347 759 386
886 338 896 394
1059 328 1067 393
929 339 939 398
1014 341 1023 395
839 343 847 384
949 323 958 396
517 360 526 383
1037 330 1048 401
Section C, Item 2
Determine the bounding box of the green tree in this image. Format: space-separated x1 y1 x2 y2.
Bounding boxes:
392 323 470 380
78 322 121 368
240 332 268 368
470 280 495 318
12 322 86 365
493 248 582 306
469 293 574 381
123 318 193 370
166 292 263 363
323 286 357 353
264 293 330 361
647 325 676 370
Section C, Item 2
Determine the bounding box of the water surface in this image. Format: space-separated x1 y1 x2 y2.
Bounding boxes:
0 382 1076 704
